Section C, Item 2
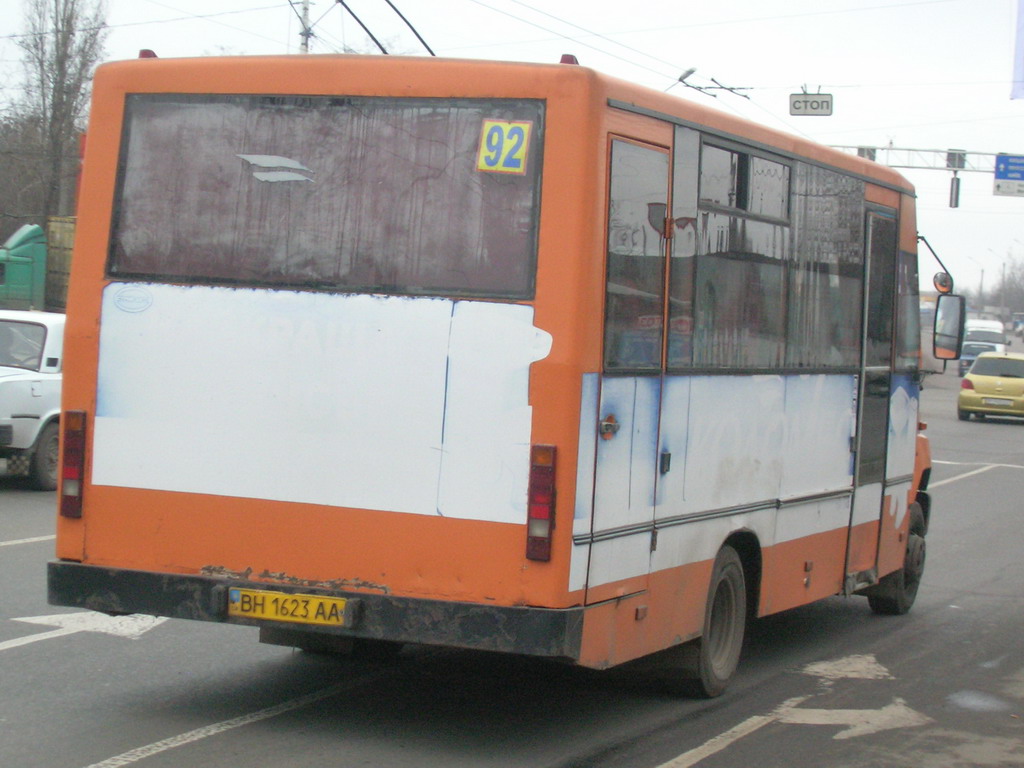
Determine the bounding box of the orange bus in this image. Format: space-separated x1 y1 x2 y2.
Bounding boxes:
49 53 951 696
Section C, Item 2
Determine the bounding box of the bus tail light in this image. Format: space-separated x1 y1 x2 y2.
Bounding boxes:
526 445 557 561
60 410 87 518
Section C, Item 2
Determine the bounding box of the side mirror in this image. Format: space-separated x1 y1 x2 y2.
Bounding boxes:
933 293 965 360
933 272 954 294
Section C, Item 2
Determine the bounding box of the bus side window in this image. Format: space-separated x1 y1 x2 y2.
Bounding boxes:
864 212 898 368
895 248 921 370
786 164 864 369
603 141 669 372
667 126 699 368
684 141 791 371
692 216 788 369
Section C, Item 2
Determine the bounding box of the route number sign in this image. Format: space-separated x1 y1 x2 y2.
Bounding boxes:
476 120 533 175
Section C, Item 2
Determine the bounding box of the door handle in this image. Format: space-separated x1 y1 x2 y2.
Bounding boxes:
599 414 620 439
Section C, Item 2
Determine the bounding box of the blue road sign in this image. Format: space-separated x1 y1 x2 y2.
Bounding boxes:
995 154 1024 180
994 154 1024 197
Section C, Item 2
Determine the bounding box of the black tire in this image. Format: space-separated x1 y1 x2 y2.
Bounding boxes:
867 503 926 616
258 627 403 660
957 409 970 421
29 421 59 491
680 545 747 697
350 638 404 661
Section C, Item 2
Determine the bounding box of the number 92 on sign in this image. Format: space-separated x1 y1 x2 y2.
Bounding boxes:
476 119 533 175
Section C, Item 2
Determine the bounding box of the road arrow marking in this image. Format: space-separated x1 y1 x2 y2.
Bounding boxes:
657 686 933 767
775 697 933 740
1 611 167 652
801 654 894 681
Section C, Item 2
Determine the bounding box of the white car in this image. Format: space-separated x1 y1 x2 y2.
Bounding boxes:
964 319 1009 354
0 309 64 489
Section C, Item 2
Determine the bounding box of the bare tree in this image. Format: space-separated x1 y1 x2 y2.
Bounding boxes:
0 107 48 236
15 0 107 224
991 256 1024 319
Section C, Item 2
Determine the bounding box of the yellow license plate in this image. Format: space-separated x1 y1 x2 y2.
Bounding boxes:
227 588 348 627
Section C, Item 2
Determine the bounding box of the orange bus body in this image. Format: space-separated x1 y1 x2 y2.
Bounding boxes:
49 54 931 690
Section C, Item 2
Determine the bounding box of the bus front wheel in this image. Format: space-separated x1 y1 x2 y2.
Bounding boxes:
867 503 926 616
679 545 747 698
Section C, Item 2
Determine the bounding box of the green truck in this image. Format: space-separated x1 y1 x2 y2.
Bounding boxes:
0 218 73 312
0 219 71 487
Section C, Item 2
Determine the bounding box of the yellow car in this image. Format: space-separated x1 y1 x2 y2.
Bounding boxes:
958 351 1024 421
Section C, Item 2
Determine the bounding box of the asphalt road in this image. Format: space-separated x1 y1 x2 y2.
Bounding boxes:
1 368 1022 768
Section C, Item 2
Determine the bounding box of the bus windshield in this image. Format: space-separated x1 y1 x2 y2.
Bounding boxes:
109 95 544 299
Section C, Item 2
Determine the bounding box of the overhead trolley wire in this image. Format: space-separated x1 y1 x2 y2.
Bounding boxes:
382 0 435 55
0 3 287 46
466 0 821 137
336 0 389 54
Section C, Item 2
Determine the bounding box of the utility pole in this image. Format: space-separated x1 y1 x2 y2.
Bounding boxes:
1002 262 1007 321
300 0 312 53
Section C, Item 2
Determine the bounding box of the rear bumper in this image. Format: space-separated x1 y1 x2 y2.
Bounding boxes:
957 392 1024 417
47 561 584 660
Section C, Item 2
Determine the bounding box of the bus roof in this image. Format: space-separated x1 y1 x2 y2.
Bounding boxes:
93 53 913 195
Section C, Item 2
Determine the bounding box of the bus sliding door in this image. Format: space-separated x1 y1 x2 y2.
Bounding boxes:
847 208 898 587
586 138 671 604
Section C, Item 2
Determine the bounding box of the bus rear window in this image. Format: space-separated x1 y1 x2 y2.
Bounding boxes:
109 95 544 299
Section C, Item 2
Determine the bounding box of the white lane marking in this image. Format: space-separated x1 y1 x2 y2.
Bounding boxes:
81 683 353 768
929 465 998 488
654 713 780 768
1 612 167 652
933 460 1024 469
947 689 1013 712
0 626 80 652
0 534 55 547
931 459 1024 490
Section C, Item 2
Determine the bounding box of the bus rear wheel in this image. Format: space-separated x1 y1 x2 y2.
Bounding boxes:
867 503 926 615
679 545 747 698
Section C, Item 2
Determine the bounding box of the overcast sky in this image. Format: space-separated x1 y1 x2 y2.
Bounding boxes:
1 0 1022 296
